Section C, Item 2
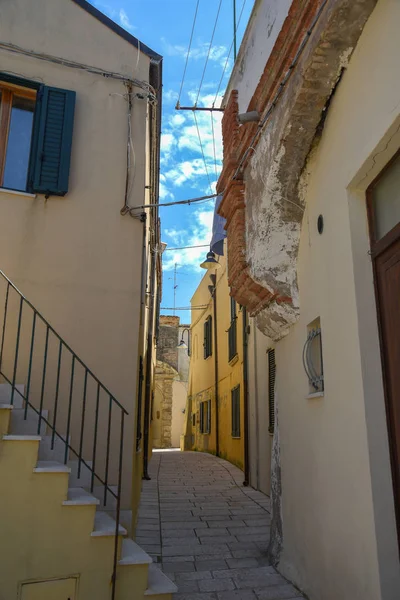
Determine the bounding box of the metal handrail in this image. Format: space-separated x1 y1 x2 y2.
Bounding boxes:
0 270 128 600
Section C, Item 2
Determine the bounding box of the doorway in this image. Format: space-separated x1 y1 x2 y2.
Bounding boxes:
367 150 400 551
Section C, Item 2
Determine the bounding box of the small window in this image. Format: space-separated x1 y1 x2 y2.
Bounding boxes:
192 413 196 427
231 385 240 438
0 74 75 196
369 151 400 241
203 316 212 359
200 400 211 434
228 296 237 361
267 349 276 433
303 318 324 394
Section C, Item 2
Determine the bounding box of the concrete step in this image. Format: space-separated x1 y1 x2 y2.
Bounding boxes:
119 538 152 566
0 383 24 408
34 460 71 473
63 487 100 506
145 564 177 597
38 434 69 463
92 511 127 537
68 458 93 488
10 407 48 436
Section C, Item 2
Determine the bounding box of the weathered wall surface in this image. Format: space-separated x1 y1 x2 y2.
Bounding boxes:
226 0 292 114
154 317 189 449
157 316 179 371
220 0 400 599
247 320 273 495
270 1 400 599
218 0 378 340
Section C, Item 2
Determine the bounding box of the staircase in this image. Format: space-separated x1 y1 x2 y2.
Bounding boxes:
0 271 176 600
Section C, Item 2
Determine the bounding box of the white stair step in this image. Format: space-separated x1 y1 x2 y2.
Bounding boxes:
0 384 24 408
0 404 13 410
38 435 69 463
144 564 178 596
68 459 93 488
63 487 100 506
91 485 118 509
91 511 127 537
10 408 48 435
34 460 71 473
3 434 41 441
119 538 152 566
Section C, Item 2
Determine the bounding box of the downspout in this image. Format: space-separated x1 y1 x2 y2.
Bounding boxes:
142 58 162 480
212 271 219 457
142 240 156 480
242 307 250 486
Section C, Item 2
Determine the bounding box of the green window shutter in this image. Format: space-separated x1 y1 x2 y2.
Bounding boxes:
28 85 75 196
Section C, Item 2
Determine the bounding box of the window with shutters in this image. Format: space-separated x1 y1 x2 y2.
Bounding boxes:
203 316 212 359
267 349 276 433
231 385 240 438
0 74 75 196
200 400 211 434
228 296 237 361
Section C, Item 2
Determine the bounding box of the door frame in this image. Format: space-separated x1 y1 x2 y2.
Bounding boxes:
366 148 400 552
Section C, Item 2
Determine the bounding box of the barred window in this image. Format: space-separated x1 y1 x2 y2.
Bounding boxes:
231 386 240 438
200 400 211 434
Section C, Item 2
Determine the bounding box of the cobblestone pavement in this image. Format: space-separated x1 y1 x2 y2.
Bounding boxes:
136 450 305 600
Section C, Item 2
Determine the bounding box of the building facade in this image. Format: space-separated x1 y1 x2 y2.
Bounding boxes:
0 1 175 597
185 253 248 472
217 1 400 599
153 316 188 449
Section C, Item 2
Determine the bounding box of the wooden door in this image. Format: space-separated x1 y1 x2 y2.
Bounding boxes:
20 578 77 600
368 150 400 550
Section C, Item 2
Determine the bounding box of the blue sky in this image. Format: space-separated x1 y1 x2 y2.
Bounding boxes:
90 0 254 323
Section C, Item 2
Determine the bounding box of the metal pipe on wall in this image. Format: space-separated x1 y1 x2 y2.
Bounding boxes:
242 306 250 486
212 271 219 457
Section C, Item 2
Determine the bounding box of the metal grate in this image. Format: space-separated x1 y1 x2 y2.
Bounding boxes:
267 349 276 433
303 327 324 393
231 385 240 437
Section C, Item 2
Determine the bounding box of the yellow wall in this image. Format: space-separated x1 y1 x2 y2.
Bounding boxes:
187 254 245 469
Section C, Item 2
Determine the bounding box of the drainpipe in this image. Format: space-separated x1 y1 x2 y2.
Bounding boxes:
142 238 156 480
242 307 250 486
212 271 219 457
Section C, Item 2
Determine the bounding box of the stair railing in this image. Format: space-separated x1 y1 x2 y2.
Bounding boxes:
0 270 128 600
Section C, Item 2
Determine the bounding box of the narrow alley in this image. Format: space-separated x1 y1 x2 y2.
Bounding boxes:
136 451 305 600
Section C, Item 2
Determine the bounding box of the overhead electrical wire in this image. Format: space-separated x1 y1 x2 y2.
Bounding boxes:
193 110 213 194
210 111 218 180
176 0 200 108
213 0 247 107
194 0 223 107
164 244 209 251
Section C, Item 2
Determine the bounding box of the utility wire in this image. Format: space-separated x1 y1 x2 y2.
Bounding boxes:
194 0 223 107
133 193 218 210
210 111 218 180
213 0 247 107
164 244 209 251
193 110 213 193
176 0 200 107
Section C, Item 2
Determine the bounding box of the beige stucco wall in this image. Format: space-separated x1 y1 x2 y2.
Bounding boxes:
171 380 187 448
265 1 400 599
247 320 273 495
0 0 158 516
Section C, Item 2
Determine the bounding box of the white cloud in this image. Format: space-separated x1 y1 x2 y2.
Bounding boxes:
162 206 214 272
161 39 229 68
119 8 135 32
159 182 173 200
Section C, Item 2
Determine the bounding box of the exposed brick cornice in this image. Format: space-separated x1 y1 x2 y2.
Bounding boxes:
217 0 377 339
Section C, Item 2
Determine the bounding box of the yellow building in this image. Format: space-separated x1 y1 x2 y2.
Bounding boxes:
185 251 248 473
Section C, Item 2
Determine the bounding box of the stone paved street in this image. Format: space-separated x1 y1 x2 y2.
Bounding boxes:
136 450 305 600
